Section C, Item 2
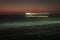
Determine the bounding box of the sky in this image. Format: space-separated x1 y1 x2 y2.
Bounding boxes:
0 0 60 13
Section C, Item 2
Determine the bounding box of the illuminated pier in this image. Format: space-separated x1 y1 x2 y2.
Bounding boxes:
25 13 49 18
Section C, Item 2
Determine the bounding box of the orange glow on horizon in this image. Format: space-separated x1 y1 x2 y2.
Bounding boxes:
0 6 60 14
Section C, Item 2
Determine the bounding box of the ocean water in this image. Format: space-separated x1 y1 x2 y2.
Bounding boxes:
0 13 60 27
0 13 60 40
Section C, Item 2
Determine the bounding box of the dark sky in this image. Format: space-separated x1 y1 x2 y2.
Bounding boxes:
0 0 60 13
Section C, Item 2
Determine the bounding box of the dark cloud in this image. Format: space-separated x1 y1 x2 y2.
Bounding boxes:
0 0 60 5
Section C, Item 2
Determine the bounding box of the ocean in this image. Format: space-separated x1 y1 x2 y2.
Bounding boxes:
0 13 60 40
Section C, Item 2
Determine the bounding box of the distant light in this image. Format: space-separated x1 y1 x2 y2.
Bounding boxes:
25 13 49 18
25 13 32 16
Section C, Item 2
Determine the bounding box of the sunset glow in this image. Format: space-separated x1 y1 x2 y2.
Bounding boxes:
0 0 60 14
